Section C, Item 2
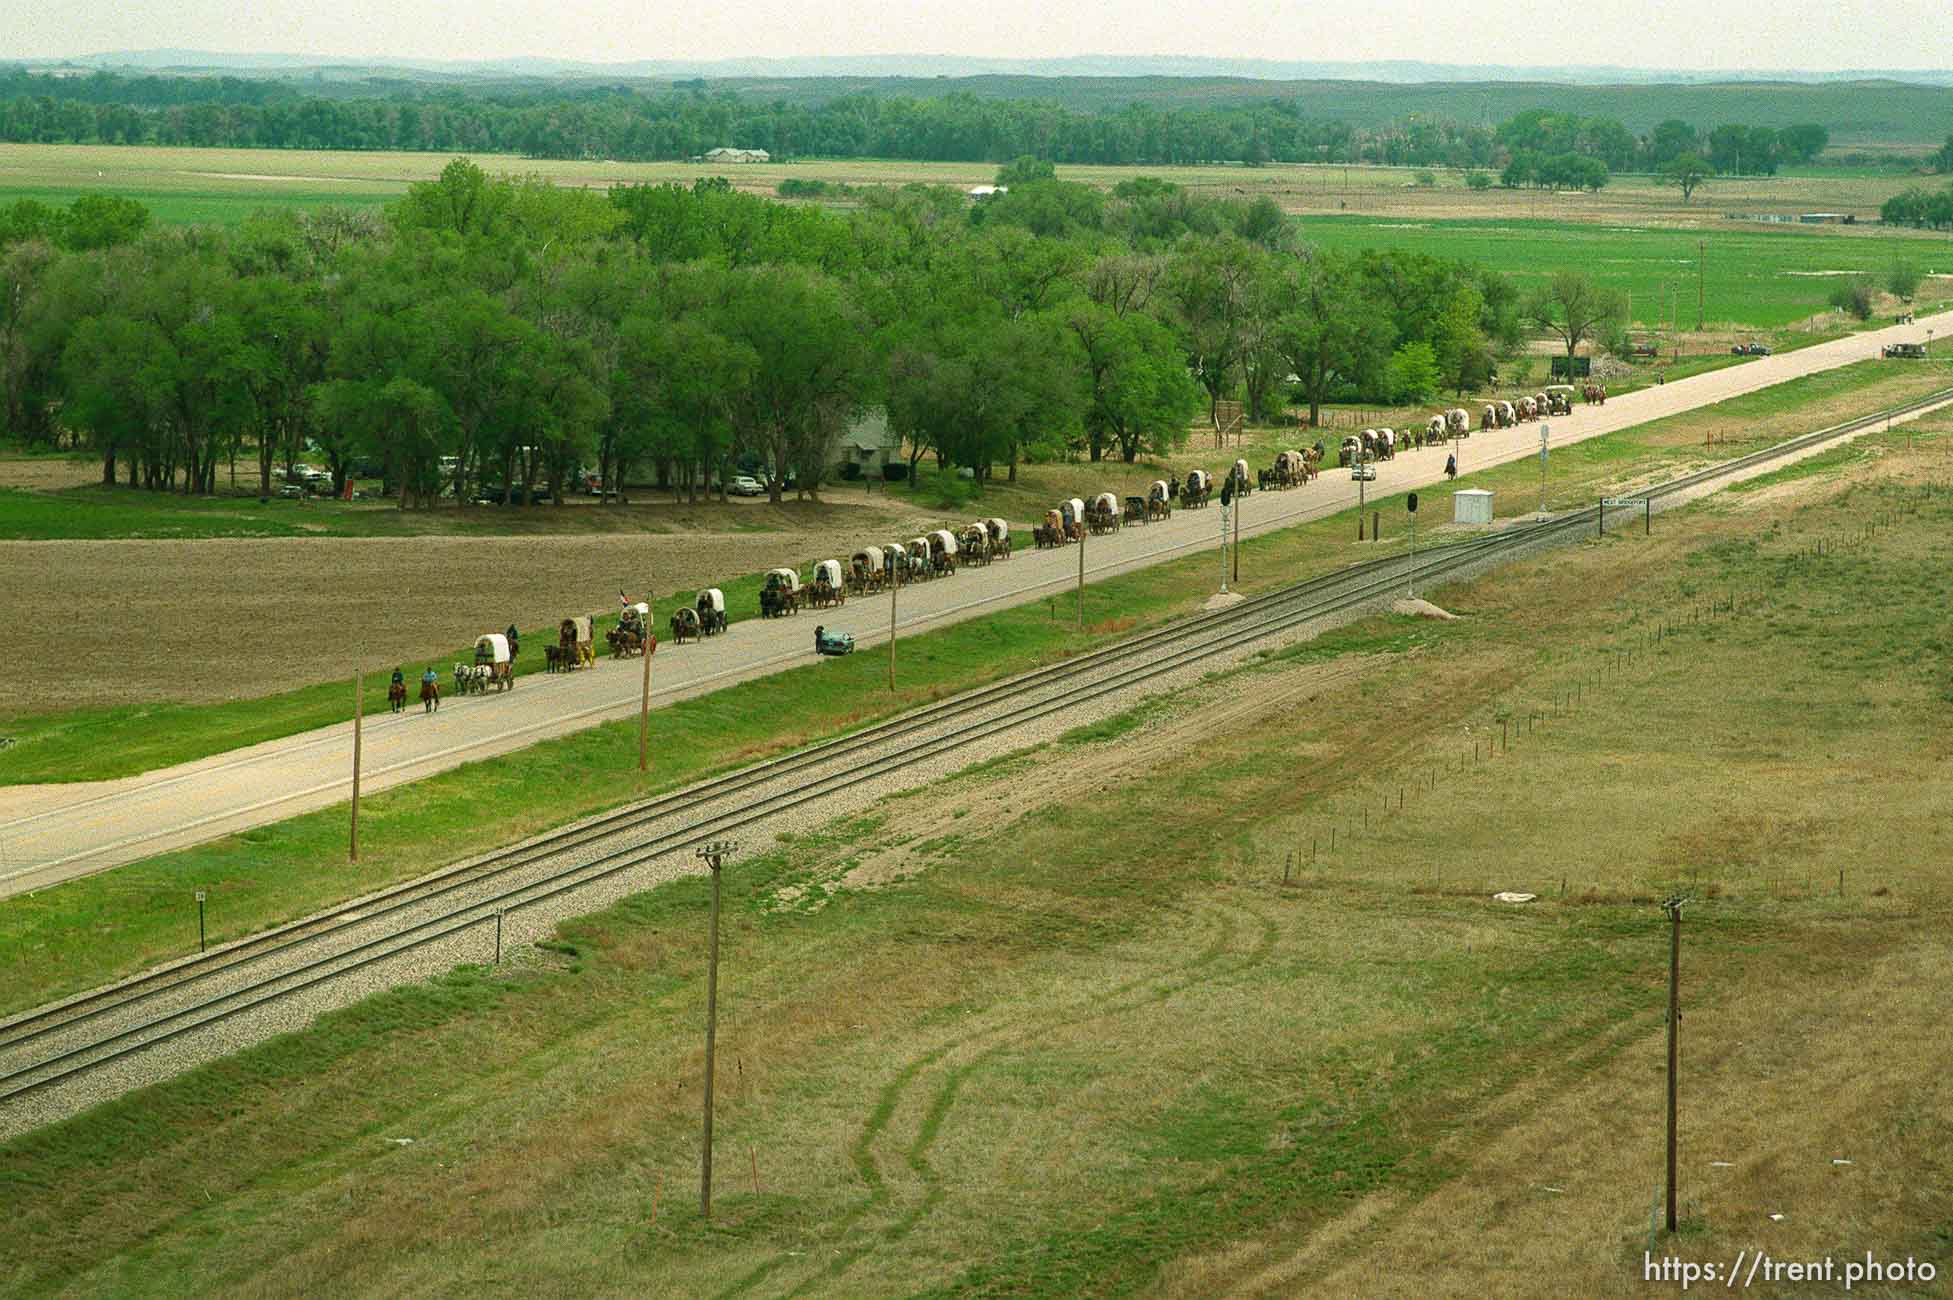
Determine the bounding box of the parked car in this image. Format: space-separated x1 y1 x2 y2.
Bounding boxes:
1732 342 1771 356
1883 342 1927 360
729 475 765 497
277 483 304 499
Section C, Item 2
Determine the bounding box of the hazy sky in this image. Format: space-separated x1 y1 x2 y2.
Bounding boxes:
7 0 1951 71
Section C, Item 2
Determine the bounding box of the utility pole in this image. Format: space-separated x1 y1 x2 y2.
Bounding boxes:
1232 484 1241 583
887 551 898 691
1538 423 1550 518
1357 452 1367 538
637 622 654 774
1663 896 1684 1234
1076 518 1085 631
349 671 362 864
697 839 738 1219
1696 240 1706 331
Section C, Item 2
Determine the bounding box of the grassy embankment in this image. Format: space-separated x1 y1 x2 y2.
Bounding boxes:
1 359 1948 1017
3 409 1949 1297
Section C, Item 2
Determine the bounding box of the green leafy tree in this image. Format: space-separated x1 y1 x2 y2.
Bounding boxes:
995 156 1056 187
1828 276 1876 321
716 264 873 503
1661 154 1713 204
1385 341 1442 404
1886 261 1922 305
1273 253 1396 428
1523 271 1627 378
56 195 151 251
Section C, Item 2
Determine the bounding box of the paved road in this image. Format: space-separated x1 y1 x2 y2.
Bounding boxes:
3 312 1947 896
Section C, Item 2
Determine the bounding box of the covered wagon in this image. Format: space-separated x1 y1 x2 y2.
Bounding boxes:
849 546 885 594
1183 469 1212 508
810 559 847 608
761 568 801 618
555 614 595 671
1147 479 1172 520
607 602 650 658
472 633 514 692
928 528 959 575
1445 407 1471 438
984 517 1012 558
696 588 727 636
1088 491 1121 534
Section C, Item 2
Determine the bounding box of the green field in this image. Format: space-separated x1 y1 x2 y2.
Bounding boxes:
1295 215 1953 329
4 415 1948 1296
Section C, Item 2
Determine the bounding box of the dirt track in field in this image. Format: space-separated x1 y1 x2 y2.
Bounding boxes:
0 518 940 714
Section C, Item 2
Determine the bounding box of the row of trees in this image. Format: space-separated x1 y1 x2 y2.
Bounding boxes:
2 162 1539 505
0 68 1834 174
1879 182 1953 231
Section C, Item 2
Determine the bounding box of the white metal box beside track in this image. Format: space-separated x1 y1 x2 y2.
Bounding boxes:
1454 489 1494 525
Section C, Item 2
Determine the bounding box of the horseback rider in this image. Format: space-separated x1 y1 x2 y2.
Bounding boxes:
419 665 440 713
814 624 825 653
505 623 520 659
1444 453 1458 481
388 666 406 713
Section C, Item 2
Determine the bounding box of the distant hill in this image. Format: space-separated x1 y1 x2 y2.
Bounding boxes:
37 51 1953 88
9 54 1951 149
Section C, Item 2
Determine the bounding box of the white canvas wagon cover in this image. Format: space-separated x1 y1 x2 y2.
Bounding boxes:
625 602 649 618
475 633 510 664
1150 479 1169 499
569 615 593 643
767 567 800 591
930 528 957 554
1063 498 1085 524
853 546 884 570
1092 492 1119 514
983 517 1009 540
700 588 725 613
1187 469 1210 491
816 559 843 587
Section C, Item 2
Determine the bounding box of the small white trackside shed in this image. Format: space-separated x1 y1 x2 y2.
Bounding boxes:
1454 489 1494 526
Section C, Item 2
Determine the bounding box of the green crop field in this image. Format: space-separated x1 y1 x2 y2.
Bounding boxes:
1294 215 1953 329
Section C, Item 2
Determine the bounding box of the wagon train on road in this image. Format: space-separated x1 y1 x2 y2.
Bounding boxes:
426 388 1597 698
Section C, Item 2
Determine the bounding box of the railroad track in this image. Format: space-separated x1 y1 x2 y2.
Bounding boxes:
3 386 1945 1116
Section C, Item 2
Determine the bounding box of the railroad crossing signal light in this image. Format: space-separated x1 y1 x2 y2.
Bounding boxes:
1220 481 1234 507
1407 492 1418 513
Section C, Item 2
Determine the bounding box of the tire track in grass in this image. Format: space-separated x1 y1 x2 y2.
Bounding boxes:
717 901 1233 1300
808 898 1283 1293
1220 1004 1659 1300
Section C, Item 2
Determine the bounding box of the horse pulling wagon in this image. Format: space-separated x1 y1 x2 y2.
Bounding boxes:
1183 469 1212 508
928 529 959 575
1546 384 1576 415
1088 492 1121 534
550 615 594 672
904 537 937 582
670 605 701 644
1147 480 1172 521
980 517 1011 559
607 603 649 658
462 633 514 694
761 568 801 618
809 559 847 608
850 547 885 594
696 588 727 636
958 522 991 565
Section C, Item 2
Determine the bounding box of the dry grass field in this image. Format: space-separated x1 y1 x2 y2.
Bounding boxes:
4 417 1949 1297
3 141 1946 228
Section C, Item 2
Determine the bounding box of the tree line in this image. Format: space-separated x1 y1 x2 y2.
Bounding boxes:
1 161 1551 506
0 68 1829 176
